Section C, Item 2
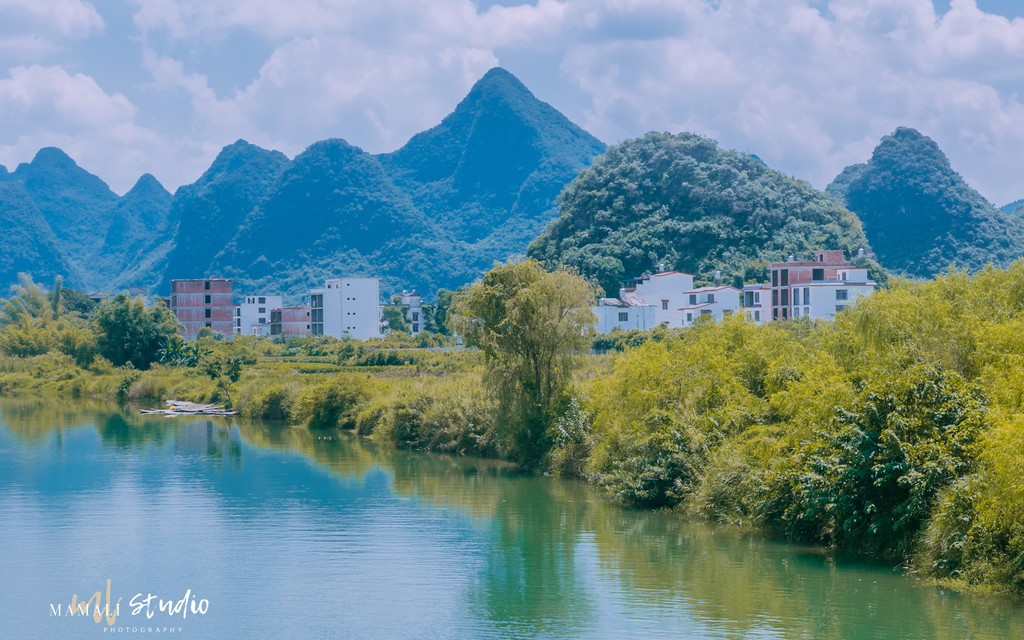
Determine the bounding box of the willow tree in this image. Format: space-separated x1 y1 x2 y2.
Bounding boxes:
448 261 598 468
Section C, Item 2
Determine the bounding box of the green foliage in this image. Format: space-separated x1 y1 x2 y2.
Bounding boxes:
293 374 375 429
760 366 985 557
93 294 180 369
381 306 410 334
448 261 598 468
828 127 1024 277
529 131 876 295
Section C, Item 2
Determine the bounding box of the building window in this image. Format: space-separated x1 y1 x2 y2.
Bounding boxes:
689 294 697 305
258 308 265 314
773 308 778 320
235 308 240 316
793 288 801 306
412 312 419 321
780 269 789 286
836 305 846 313
754 310 760 321
793 308 800 318
204 281 210 290
836 289 848 301
772 270 778 287
412 324 419 332
772 290 778 306
259 318 266 324
707 293 715 303
205 294 211 304
205 308 211 318
812 268 824 281
686 313 693 323
804 287 810 304
701 309 712 316
781 308 788 319
662 300 668 310
618 312 629 322
258 297 265 304
205 322 211 328
781 289 789 306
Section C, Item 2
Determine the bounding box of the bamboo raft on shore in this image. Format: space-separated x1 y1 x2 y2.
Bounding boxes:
140 400 238 417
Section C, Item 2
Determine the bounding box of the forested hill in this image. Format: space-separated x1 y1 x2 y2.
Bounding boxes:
378 67 607 257
528 132 876 296
162 66 605 298
0 149 174 292
0 68 604 299
826 127 1024 278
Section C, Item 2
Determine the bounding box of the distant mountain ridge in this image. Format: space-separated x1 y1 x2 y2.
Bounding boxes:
827 127 1024 278
0 149 175 292
0 67 605 300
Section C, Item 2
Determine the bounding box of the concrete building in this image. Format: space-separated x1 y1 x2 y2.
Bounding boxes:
593 298 659 333
680 286 741 327
618 269 696 328
235 294 283 335
768 250 875 321
397 290 424 333
309 278 381 340
270 307 311 337
169 278 234 339
741 284 772 324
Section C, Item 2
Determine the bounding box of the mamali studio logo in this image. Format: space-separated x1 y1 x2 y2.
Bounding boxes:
49 579 209 631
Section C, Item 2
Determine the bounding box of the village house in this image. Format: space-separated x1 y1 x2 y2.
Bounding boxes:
270 306 311 337
593 297 658 333
768 250 875 321
169 278 234 339
309 278 381 340
234 294 283 335
618 267 696 328
679 285 742 327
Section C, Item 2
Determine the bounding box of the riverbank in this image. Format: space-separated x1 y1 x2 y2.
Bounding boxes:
4 264 1024 595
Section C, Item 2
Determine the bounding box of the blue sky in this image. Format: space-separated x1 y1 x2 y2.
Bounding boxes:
2 0 1024 206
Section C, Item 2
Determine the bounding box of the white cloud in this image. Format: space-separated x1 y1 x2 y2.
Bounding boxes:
0 0 103 37
4 0 1024 205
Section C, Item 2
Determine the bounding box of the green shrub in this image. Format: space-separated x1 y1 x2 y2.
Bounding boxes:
293 375 374 429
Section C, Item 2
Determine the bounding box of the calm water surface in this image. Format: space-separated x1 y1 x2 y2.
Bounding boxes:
1 397 1022 639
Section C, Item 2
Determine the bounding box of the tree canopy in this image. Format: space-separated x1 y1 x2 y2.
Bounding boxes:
448 261 598 468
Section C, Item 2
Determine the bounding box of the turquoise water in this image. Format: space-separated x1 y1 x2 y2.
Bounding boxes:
1 397 1022 639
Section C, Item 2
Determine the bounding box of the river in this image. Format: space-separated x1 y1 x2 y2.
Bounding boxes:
1 397 1021 639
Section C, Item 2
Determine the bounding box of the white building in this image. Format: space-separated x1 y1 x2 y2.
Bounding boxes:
398 290 424 333
309 278 381 340
593 298 658 333
234 294 283 335
741 284 771 325
618 269 696 328
679 286 741 327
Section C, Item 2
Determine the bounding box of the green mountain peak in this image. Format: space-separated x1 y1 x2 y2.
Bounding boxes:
827 127 1024 277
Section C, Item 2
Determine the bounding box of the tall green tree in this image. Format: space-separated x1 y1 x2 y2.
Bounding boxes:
93 294 180 369
448 261 598 468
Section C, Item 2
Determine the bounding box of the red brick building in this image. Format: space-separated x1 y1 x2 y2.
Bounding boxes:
270 306 311 337
170 278 234 339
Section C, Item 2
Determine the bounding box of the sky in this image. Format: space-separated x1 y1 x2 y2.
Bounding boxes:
2 0 1024 206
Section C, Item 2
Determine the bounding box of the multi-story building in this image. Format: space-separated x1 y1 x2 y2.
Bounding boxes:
593 298 658 333
309 278 381 340
169 278 234 339
767 250 875 321
679 286 741 327
270 307 311 337
741 284 771 324
618 268 696 328
234 294 283 335
397 290 424 333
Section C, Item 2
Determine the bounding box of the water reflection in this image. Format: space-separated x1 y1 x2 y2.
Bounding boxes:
1 397 1022 640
